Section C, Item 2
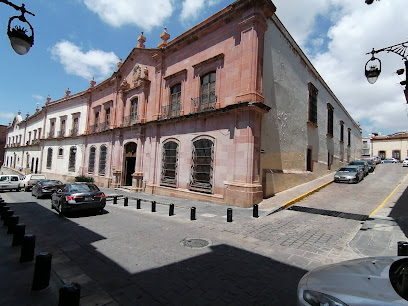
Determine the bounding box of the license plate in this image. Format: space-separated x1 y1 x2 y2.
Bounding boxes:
85 197 93 201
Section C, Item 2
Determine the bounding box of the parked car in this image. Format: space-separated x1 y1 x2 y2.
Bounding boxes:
334 165 364 184
297 256 408 305
372 156 382 164
382 158 399 164
21 174 47 191
402 157 408 167
31 180 63 199
348 160 369 176
51 183 106 216
0 174 21 191
365 159 376 172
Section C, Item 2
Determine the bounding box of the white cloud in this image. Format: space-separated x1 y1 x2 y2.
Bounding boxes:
32 95 44 102
50 41 119 81
83 0 174 30
180 0 221 23
273 0 408 135
0 112 14 121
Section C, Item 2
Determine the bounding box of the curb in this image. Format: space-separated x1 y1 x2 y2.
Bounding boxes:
268 179 334 215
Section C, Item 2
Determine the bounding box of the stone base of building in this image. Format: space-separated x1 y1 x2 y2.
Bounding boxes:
224 181 263 207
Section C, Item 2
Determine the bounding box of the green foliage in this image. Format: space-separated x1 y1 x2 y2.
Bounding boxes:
74 175 94 183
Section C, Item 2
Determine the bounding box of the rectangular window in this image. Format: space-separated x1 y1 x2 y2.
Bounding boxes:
347 128 351 146
327 104 334 137
170 84 181 117
308 83 318 125
306 148 313 172
379 151 386 160
392 150 401 161
340 121 344 142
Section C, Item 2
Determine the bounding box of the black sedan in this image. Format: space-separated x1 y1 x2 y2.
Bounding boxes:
51 183 106 216
31 180 63 199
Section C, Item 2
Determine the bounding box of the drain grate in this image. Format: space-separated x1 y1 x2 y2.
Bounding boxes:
180 238 212 249
288 205 369 221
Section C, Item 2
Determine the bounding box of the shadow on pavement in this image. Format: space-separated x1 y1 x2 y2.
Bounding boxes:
2 199 307 305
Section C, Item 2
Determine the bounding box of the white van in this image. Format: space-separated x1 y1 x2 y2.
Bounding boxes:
0 175 21 191
21 174 47 191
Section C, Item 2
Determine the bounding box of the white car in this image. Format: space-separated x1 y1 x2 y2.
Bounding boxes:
403 158 408 167
20 174 47 191
297 256 408 305
0 175 21 191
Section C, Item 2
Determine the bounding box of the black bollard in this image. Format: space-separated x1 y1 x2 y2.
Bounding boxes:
124 197 128 206
7 215 19 234
0 205 10 219
12 223 26 246
20 234 36 262
398 241 408 256
136 199 141 209
59 283 81 306
191 207 196 220
227 208 233 222
3 210 14 226
32 252 52 291
253 204 259 218
151 201 156 212
169 204 174 216
113 196 118 204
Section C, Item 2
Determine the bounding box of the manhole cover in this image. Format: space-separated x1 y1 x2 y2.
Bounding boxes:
180 238 212 249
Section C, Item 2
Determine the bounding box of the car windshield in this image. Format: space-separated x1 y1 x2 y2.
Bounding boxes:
390 258 408 300
42 180 62 186
68 184 100 193
338 168 356 173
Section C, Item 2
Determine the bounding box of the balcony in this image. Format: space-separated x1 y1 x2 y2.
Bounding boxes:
100 121 110 132
70 128 78 136
190 93 217 114
32 139 40 145
47 131 55 138
122 115 139 127
57 130 65 138
161 105 180 120
89 122 109 134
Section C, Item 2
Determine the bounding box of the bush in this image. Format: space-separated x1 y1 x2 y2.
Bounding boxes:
74 175 94 183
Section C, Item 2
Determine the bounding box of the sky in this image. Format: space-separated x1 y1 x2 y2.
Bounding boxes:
0 0 407 137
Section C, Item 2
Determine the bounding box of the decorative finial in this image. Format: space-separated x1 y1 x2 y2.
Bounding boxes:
35 102 40 112
65 88 71 97
17 110 21 115
117 58 123 68
90 77 96 88
137 32 146 48
158 27 170 48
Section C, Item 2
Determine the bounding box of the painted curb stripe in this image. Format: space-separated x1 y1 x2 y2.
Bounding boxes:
281 180 334 209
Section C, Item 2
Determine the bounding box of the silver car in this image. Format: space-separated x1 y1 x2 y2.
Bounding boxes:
334 165 364 184
297 256 408 305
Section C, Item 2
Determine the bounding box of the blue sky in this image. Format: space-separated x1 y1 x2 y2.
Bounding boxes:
1 0 407 137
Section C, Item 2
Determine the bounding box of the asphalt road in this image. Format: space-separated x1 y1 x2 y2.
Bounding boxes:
0 164 407 305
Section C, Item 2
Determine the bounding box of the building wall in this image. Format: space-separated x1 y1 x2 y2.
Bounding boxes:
372 136 408 161
260 15 362 196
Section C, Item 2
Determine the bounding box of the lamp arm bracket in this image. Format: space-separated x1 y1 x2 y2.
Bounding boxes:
367 41 408 60
0 1 34 16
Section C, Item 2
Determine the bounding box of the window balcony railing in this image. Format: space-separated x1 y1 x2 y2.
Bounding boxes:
89 122 109 133
47 131 55 138
190 93 217 114
89 124 98 133
70 128 78 136
32 139 40 145
161 105 180 119
122 115 139 127
57 130 65 138
100 121 110 131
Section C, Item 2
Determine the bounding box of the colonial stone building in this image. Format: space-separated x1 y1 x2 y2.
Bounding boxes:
3 0 361 207
371 132 408 161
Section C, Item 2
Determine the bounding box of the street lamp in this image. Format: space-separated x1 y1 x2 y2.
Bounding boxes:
365 40 408 103
1 1 35 55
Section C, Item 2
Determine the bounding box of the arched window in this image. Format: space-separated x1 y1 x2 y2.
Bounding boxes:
58 147 63 157
46 148 53 169
99 145 107 175
161 141 179 187
170 84 181 117
190 138 214 193
88 147 96 173
200 71 216 111
68 146 77 172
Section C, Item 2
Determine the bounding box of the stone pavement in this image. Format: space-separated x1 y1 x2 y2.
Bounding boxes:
1 168 408 305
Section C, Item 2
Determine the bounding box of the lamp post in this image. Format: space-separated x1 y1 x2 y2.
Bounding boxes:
1 0 35 55
365 40 408 103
